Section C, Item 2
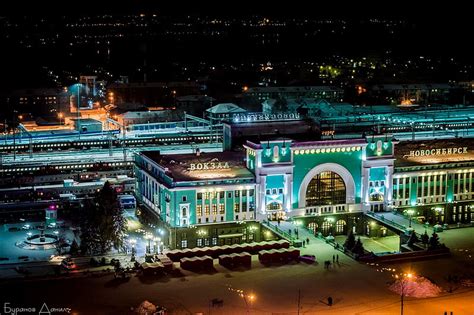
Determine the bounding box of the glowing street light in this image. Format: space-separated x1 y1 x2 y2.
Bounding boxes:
129 238 137 257
228 286 256 314
153 237 161 254
395 272 414 315
144 233 153 254
406 209 415 228
58 112 64 126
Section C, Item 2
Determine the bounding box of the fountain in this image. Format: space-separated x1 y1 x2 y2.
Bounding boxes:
18 225 59 250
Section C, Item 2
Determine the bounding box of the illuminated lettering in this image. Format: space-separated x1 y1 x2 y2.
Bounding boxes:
188 161 231 171
407 147 469 158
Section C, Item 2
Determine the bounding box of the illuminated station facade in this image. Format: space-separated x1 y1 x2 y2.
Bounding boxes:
135 132 474 249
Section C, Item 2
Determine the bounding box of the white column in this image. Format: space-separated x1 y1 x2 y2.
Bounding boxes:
201 192 205 221
463 172 467 195
402 178 406 203
427 176 431 201
259 175 267 214
361 167 370 209
421 176 425 198
239 189 243 219
385 165 394 205
469 172 472 196
284 173 293 212
246 188 250 218
217 190 221 222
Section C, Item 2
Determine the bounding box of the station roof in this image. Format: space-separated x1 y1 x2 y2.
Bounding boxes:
206 103 246 114
142 151 254 182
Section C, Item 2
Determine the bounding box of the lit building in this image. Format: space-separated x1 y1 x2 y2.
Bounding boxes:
244 86 344 102
134 134 474 249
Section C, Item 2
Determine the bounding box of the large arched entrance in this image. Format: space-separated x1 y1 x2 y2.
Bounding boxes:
298 163 356 208
305 171 346 206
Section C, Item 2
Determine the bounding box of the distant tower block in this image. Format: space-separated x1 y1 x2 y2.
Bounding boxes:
80 75 98 97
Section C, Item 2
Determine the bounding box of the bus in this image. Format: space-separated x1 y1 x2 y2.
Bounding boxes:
118 194 136 210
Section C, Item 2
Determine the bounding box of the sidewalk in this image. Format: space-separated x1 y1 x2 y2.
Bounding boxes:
270 220 347 264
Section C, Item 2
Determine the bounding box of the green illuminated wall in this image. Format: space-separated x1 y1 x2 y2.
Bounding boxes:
292 148 363 208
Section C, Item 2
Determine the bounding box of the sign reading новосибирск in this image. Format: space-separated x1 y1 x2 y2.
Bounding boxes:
408 147 468 158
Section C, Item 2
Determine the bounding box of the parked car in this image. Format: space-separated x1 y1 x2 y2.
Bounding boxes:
299 255 316 264
61 258 76 270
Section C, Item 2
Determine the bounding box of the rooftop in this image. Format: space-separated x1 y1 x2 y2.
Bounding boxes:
142 151 254 182
246 86 343 93
395 138 474 167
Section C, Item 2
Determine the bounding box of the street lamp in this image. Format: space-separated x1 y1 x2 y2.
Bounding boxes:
144 233 153 254
406 209 415 228
153 237 160 254
395 272 414 315
129 238 137 259
58 113 64 126
228 286 255 314
294 220 302 239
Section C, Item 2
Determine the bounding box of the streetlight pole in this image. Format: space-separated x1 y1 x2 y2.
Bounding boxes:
407 210 414 228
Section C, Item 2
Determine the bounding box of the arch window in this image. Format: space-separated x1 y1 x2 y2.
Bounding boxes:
306 171 346 206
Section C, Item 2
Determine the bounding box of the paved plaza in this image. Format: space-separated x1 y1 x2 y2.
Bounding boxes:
1 220 474 314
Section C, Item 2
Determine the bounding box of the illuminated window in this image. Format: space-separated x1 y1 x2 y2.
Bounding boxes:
219 204 225 214
234 203 240 213
306 171 346 206
205 205 210 215
196 205 202 216
336 220 346 233
212 204 217 215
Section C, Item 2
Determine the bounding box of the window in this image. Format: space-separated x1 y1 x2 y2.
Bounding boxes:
249 189 254 197
273 145 279 160
219 204 225 214
235 190 240 197
212 237 218 246
182 207 187 217
219 191 225 198
228 192 232 198
278 188 283 194
205 205 210 215
181 240 188 248
205 238 210 246
234 203 240 213
182 196 187 202
197 238 203 247
266 189 271 195
197 192 203 200
212 204 217 215
196 205 202 216
272 188 277 195
336 220 346 233
306 171 346 206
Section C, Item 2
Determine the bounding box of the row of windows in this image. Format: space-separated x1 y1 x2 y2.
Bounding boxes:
196 189 254 200
266 188 284 195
